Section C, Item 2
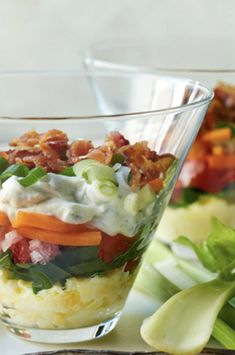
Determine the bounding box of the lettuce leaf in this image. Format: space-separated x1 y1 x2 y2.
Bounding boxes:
177 217 235 280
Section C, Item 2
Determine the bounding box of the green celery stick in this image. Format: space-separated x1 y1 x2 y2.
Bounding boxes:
141 278 235 355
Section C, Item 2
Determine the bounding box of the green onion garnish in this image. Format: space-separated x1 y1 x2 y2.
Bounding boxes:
0 157 9 174
92 180 118 201
18 167 47 187
60 167 76 177
0 164 29 183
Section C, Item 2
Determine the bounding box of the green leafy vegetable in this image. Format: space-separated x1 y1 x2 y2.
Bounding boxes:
18 167 47 187
0 246 110 293
110 153 125 165
169 187 206 208
69 259 110 276
111 223 153 268
138 220 235 354
177 217 235 280
217 120 235 136
136 239 235 336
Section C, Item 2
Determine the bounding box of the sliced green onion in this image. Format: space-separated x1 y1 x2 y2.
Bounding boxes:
60 167 76 177
0 156 9 174
73 159 117 184
18 167 47 187
0 163 29 183
91 180 118 201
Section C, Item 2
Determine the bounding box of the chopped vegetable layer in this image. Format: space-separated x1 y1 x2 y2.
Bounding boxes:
0 130 176 295
171 82 235 206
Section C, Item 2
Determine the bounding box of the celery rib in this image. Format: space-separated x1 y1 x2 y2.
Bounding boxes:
136 239 235 353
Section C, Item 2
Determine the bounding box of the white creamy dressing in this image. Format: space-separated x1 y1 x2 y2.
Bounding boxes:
0 170 140 237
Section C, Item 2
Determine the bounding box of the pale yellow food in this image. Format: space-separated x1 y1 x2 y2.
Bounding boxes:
156 197 235 243
0 268 135 329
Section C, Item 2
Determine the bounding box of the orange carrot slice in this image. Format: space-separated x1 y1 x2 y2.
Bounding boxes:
12 211 88 233
17 227 102 246
206 154 235 170
201 127 232 143
187 140 207 160
0 212 10 226
149 178 163 192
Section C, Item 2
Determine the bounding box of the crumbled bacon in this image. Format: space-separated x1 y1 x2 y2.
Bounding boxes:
39 129 69 160
199 82 235 135
214 82 235 109
67 140 94 164
106 131 130 148
118 142 173 189
6 129 69 173
86 145 113 164
10 129 40 148
1 129 175 188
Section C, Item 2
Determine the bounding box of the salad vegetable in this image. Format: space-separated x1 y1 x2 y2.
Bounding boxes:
0 129 176 332
158 82 235 243
172 82 235 203
137 218 235 354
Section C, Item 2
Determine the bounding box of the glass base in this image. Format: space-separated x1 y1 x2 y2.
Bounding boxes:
3 313 121 343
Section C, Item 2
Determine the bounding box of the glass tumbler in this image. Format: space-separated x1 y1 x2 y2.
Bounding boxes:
83 39 235 247
0 71 213 343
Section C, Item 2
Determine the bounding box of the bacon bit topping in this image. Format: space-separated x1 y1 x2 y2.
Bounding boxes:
67 140 94 164
39 129 69 160
106 131 130 148
1 129 175 188
119 142 174 189
86 146 113 164
199 82 235 135
10 129 40 148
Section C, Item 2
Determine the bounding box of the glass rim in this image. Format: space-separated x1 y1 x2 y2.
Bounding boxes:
0 70 214 121
85 37 235 73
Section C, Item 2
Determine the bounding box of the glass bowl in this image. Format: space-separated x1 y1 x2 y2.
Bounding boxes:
82 41 235 246
0 71 212 343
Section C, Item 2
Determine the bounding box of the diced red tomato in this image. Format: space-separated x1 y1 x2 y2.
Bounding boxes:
10 238 31 263
99 233 133 264
190 165 235 193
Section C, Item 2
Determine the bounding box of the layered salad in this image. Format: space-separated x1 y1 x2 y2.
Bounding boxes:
0 129 175 331
158 82 235 243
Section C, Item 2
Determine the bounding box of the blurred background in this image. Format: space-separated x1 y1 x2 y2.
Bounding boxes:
0 0 234 71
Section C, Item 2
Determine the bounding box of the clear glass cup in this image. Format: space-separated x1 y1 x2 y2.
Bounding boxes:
0 71 212 343
83 40 235 247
